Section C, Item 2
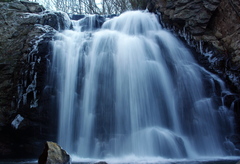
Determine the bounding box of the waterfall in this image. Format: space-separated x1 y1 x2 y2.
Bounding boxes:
50 11 234 160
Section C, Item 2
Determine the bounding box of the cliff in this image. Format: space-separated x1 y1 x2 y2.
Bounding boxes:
0 0 71 158
148 0 240 93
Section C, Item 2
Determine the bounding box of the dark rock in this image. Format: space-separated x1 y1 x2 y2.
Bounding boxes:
71 14 85 20
94 162 108 164
38 141 70 164
8 1 28 11
147 0 158 12
148 0 240 150
223 94 237 108
229 134 240 150
79 15 105 31
233 99 240 133
40 11 72 31
148 0 240 93
0 0 71 159
223 139 236 155
20 0 45 13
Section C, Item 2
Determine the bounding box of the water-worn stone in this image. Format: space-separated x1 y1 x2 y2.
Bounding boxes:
38 141 70 164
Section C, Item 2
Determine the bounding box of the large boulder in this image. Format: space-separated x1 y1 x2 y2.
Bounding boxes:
38 141 70 164
148 0 240 93
0 0 71 158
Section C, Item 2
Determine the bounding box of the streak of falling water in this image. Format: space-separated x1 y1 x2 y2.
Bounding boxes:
50 11 234 159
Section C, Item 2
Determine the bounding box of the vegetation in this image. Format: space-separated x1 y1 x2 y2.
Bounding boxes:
28 0 148 14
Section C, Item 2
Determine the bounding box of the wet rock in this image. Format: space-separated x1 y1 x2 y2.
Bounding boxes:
20 0 44 13
71 14 85 20
223 139 236 155
148 1 240 150
153 0 220 35
40 11 72 31
38 141 70 164
148 0 240 93
94 162 108 164
79 15 105 31
0 0 71 159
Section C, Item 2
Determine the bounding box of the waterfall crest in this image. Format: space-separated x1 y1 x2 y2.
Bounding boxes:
50 11 233 159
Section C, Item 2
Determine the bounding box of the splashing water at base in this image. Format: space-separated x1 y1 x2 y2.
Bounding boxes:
50 11 234 160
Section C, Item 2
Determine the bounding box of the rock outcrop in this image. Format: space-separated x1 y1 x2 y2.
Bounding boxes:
147 0 240 93
0 0 71 158
147 0 240 139
38 141 70 164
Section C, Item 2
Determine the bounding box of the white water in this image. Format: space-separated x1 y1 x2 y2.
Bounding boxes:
50 11 234 160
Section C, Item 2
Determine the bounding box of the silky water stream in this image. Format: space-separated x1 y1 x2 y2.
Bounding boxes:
49 11 238 163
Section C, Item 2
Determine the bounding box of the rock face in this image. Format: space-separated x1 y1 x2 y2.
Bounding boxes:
148 0 240 93
0 0 71 158
38 141 70 164
147 0 240 143
209 0 240 90
148 0 221 35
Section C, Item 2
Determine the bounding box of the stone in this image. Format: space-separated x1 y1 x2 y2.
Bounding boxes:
94 162 108 164
38 141 70 164
79 15 105 31
20 0 45 13
177 0 191 5
147 0 240 93
203 0 220 11
8 1 28 11
0 0 71 159
215 31 222 39
40 11 72 31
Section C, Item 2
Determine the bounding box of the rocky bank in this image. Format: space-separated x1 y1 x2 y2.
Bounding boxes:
147 0 240 145
147 0 240 93
147 0 240 143
0 0 71 158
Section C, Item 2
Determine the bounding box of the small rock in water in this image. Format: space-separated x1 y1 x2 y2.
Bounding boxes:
38 141 70 164
94 162 108 164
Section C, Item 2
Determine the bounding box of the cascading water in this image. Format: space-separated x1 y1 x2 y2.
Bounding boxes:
50 11 235 160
